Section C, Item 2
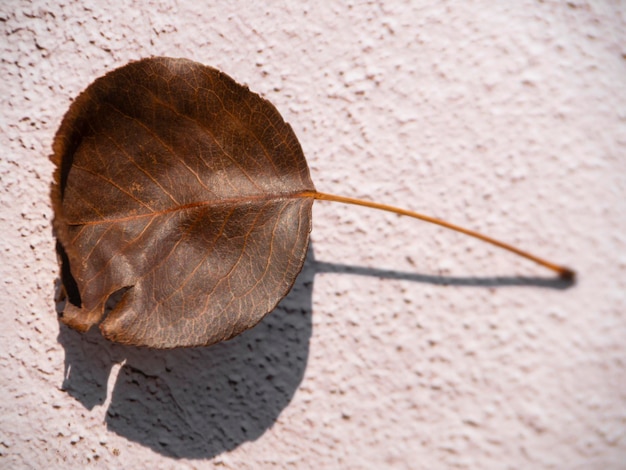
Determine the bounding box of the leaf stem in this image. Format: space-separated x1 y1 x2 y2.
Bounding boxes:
303 190 575 280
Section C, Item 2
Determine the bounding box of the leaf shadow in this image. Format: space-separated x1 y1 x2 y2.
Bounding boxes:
57 246 316 459
56 244 574 460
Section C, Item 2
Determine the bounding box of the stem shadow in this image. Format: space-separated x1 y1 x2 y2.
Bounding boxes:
314 261 576 289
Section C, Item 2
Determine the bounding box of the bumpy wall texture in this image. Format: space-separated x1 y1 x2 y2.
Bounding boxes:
1 1 625 468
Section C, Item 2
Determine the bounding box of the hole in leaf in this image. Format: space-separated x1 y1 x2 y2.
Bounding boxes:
103 286 132 318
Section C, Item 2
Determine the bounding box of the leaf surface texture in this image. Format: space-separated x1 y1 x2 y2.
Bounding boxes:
52 57 314 348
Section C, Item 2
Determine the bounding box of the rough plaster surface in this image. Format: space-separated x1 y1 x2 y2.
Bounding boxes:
1 0 625 468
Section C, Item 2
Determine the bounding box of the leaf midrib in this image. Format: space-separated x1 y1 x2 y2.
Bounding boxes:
66 190 315 226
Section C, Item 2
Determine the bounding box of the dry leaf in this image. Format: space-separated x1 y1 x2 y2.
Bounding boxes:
52 57 574 349
52 57 314 348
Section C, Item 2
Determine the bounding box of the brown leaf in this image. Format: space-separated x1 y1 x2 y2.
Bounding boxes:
51 57 315 348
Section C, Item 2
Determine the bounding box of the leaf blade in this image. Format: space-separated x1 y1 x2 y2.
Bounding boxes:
52 57 315 348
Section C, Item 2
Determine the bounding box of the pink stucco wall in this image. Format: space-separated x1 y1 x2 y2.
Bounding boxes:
2 1 625 468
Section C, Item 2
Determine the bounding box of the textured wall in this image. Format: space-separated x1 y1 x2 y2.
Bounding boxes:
1 0 625 468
